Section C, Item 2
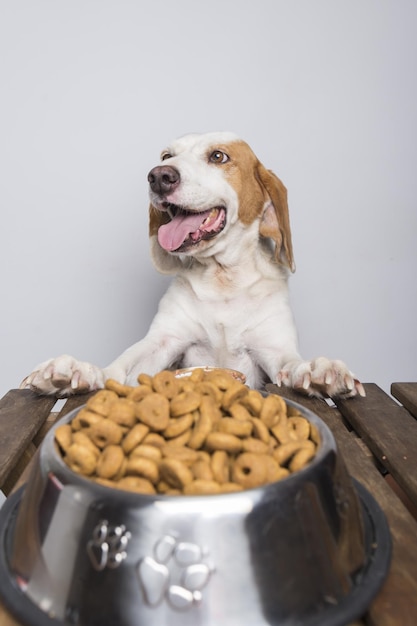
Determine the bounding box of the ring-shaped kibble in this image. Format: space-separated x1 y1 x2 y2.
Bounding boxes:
152 370 180 399
273 440 315 468
200 394 222 423
204 432 242 455
159 458 194 489
194 381 223 404
250 417 270 444
96 444 126 479
72 431 100 458
211 449 230 484
54 424 72 452
177 380 195 393
107 398 137 428
117 476 156 494
163 412 194 439
135 393 170 431
129 444 162 462
142 432 166 448
126 456 160 484
270 422 293 445
217 417 253 438
88 418 123 449
127 385 153 401
105 378 133 397
115 457 128 480
264 455 289 482
121 423 150 454
137 373 153 387
165 429 191 447
188 368 205 383
86 389 119 417
76 408 103 428
192 458 214 481
242 437 270 454
288 441 316 472
240 389 263 416
259 394 286 428
232 452 268 489
193 428 209 454
65 443 98 476
205 372 233 390
221 383 248 410
160 445 199 466
228 402 252 422
287 416 310 441
170 391 201 417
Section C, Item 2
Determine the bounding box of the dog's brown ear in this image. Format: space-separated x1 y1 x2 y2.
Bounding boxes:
257 164 295 272
148 205 184 274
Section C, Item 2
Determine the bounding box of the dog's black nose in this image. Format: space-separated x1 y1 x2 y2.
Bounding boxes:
147 165 180 195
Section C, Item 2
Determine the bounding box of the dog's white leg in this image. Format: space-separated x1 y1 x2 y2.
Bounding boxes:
102 332 188 386
20 336 181 396
277 356 365 398
21 309 194 396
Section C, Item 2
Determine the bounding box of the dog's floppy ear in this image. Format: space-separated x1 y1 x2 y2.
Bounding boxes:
256 164 295 272
148 204 184 274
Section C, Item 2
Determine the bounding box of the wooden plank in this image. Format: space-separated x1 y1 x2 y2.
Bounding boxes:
1 444 37 496
335 383 417 507
266 384 417 626
0 390 56 487
31 393 94 445
6 394 94 495
391 382 417 419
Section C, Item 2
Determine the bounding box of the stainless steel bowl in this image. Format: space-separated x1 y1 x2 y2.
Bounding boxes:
0 397 391 626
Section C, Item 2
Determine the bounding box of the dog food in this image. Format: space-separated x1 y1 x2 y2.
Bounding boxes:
55 368 319 495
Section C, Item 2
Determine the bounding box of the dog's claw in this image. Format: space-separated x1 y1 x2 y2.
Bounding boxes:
355 379 366 397
277 357 365 399
302 373 311 390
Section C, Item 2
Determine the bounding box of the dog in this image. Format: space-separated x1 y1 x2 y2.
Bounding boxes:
21 131 364 399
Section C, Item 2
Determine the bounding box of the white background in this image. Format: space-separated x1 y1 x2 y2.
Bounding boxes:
1 0 416 399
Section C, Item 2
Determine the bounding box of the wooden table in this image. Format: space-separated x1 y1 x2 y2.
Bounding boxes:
1 383 417 625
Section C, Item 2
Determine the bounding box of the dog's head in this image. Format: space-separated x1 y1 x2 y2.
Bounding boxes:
148 132 295 274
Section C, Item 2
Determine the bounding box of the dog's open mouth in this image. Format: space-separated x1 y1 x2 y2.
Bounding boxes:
157 203 226 252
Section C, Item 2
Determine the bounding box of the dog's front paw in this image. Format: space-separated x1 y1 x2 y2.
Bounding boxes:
277 357 365 399
20 354 106 397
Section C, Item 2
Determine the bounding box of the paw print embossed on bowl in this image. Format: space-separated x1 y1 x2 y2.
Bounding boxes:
138 534 214 610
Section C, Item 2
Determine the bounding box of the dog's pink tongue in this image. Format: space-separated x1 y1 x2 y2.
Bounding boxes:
158 210 211 251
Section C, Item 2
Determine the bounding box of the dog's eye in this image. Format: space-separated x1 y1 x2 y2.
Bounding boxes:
209 150 229 164
161 153 173 161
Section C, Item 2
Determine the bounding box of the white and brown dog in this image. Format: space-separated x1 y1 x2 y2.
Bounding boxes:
22 132 364 398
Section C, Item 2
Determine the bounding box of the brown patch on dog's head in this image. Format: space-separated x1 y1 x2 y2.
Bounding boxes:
256 164 295 272
220 140 295 272
149 204 170 238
